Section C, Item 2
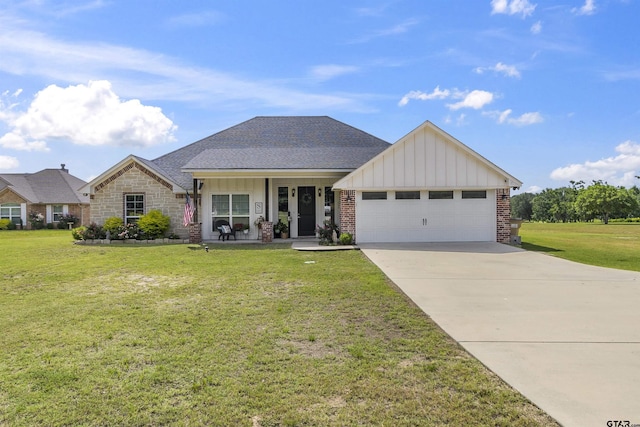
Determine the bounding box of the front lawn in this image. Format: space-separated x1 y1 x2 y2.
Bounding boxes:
519 222 640 272
0 231 557 426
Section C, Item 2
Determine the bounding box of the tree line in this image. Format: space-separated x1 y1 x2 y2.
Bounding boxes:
511 180 640 224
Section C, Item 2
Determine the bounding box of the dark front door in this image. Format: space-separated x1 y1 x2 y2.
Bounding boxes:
297 186 316 236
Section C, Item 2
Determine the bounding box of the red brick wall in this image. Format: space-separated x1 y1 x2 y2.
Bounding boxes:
261 221 273 243
339 190 356 242
189 223 202 244
496 188 511 244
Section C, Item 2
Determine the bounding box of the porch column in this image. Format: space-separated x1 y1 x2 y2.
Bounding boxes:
496 188 511 244
189 223 202 244
339 190 356 242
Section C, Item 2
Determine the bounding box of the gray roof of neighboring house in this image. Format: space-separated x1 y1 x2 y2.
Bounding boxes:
152 116 391 188
0 168 89 204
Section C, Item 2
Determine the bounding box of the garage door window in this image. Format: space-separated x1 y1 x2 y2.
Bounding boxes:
429 191 453 199
362 192 387 200
462 190 487 199
395 191 420 200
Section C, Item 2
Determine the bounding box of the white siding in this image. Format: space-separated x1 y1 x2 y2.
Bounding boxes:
335 125 510 190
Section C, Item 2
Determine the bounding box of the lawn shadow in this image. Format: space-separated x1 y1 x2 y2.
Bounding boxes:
521 242 563 253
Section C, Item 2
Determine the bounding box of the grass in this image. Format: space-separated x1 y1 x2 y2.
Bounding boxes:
0 230 558 426
519 221 640 272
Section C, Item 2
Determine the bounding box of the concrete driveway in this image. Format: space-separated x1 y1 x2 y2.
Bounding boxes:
359 242 640 427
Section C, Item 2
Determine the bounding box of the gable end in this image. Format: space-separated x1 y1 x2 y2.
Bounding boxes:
95 162 174 193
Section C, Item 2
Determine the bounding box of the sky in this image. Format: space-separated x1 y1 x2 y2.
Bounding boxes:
0 0 639 193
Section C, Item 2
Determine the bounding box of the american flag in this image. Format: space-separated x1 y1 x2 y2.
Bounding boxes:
183 191 194 226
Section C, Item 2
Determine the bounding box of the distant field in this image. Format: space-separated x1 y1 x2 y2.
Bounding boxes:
519 222 640 272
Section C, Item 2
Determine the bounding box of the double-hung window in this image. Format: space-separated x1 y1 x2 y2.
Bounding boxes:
124 194 144 223
212 194 250 231
52 205 64 222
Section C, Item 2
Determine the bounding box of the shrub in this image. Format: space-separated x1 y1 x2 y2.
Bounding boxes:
83 222 105 240
339 232 353 245
57 213 79 229
138 210 170 239
103 217 124 235
117 223 141 240
29 212 45 230
316 220 339 245
71 226 87 240
0 219 11 230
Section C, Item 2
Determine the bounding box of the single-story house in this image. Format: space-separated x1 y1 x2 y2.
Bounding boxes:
83 116 521 243
0 165 90 229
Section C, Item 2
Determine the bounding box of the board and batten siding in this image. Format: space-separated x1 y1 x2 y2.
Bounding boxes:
340 125 507 190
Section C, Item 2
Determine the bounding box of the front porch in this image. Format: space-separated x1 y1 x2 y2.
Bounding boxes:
191 175 345 242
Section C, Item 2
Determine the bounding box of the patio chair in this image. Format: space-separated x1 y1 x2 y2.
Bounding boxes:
215 220 236 241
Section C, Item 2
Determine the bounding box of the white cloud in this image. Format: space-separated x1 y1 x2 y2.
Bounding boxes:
573 0 596 15
0 16 365 112
310 65 360 82
508 111 544 126
530 20 542 34
350 18 420 43
166 11 225 28
398 86 450 106
0 132 49 152
447 90 494 110
491 0 537 17
475 62 521 78
0 81 177 151
550 140 640 187
485 109 544 126
0 155 20 169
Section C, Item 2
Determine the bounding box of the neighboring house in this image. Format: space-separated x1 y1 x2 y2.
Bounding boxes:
83 116 522 243
0 165 90 229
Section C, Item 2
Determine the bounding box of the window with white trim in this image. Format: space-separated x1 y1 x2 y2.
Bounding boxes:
52 205 64 222
212 194 250 232
124 194 144 223
0 203 21 225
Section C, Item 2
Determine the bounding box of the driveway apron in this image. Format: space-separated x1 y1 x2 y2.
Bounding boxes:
359 242 640 427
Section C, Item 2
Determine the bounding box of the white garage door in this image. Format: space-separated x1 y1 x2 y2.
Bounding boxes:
355 190 496 243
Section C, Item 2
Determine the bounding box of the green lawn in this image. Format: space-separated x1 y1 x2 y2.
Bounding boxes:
0 231 557 426
519 222 640 272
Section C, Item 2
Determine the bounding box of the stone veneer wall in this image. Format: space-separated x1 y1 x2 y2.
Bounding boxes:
91 162 189 238
496 188 511 244
339 190 356 242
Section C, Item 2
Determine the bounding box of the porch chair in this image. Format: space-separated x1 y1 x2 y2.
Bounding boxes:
215 220 236 241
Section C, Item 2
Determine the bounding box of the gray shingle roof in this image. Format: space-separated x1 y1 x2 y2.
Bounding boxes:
152 116 390 188
0 169 89 204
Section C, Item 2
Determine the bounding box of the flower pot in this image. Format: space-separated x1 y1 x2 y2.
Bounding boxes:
281 232 288 239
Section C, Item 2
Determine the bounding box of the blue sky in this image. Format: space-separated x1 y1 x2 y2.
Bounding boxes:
0 0 639 193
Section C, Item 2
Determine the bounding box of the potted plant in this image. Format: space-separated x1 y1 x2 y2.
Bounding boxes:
243 224 250 235
274 221 289 239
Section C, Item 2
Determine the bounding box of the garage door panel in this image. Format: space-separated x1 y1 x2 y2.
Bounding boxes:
356 191 495 243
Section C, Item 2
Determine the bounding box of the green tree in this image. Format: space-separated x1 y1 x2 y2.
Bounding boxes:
531 187 579 222
574 182 638 224
510 192 535 220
